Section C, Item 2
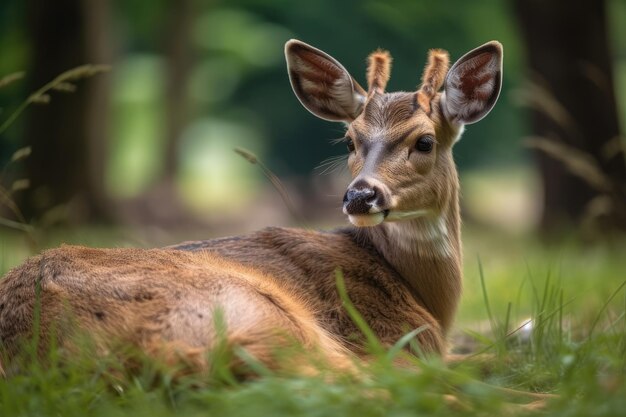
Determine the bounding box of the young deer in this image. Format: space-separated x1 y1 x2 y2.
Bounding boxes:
0 40 502 374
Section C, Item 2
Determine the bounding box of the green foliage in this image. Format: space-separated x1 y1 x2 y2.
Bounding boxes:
1 0 624 221
0 0 536 189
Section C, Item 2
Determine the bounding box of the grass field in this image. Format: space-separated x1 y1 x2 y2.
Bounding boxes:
1 227 625 416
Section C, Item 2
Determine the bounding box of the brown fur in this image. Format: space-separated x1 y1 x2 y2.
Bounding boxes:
366 49 392 95
417 49 450 114
0 230 443 374
0 40 503 376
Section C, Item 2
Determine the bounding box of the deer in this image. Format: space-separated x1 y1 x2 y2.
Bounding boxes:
0 39 503 376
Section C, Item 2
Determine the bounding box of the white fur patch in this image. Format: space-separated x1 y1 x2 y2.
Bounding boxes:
331 78 364 117
384 215 453 258
348 213 385 227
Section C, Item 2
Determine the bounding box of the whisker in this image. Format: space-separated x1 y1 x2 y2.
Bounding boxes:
322 157 347 168
317 154 345 165
323 160 347 175
315 154 348 175
330 136 348 145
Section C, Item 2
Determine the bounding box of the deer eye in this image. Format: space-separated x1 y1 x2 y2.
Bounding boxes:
415 135 435 153
345 137 355 153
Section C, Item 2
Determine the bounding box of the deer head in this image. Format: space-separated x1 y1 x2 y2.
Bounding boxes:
285 40 502 228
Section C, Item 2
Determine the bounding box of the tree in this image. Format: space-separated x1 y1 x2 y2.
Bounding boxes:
162 0 193 182
513 0 626 235
21 0 112 223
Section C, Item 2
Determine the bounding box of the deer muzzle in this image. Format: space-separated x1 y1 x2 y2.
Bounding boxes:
342 179 390 227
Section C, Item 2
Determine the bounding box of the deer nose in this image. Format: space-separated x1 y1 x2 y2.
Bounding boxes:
343 186 377 215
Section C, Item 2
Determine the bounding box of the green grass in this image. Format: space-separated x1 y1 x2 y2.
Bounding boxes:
1 227 625 416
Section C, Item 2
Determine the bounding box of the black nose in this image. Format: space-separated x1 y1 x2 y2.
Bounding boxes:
343 186 377 215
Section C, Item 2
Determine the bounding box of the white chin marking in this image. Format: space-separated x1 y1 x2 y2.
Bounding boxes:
348 213 385 227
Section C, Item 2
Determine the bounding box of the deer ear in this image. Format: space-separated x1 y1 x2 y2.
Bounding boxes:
285 39 366 122
442 41 503 125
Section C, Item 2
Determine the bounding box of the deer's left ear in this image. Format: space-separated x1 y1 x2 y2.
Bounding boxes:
442 41 503 125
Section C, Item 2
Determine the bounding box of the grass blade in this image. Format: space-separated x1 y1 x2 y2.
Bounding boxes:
477 256 496 334
386 326 429 361
588 280 626 338
335 269 384 357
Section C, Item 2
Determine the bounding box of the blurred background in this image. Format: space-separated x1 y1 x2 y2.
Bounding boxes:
0 0 625 254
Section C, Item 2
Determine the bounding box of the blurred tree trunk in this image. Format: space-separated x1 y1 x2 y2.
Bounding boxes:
162 0 193 181
22 0 112 224
121 1 195 226
513 0 626 235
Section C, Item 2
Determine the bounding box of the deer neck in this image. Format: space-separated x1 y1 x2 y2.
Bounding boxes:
358 187 462 333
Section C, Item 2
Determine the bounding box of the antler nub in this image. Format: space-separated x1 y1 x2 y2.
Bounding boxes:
367 49 392 95
417 48 449 114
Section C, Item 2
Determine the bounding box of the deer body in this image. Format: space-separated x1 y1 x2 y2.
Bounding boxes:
0 40 502 373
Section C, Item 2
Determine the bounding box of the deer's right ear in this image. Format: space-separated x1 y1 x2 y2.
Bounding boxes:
285 40 366 122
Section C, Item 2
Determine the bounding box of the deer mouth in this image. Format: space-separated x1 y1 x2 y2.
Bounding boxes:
347 210 389 227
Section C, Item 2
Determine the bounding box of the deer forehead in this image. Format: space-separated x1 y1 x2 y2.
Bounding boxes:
348 92 443 144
